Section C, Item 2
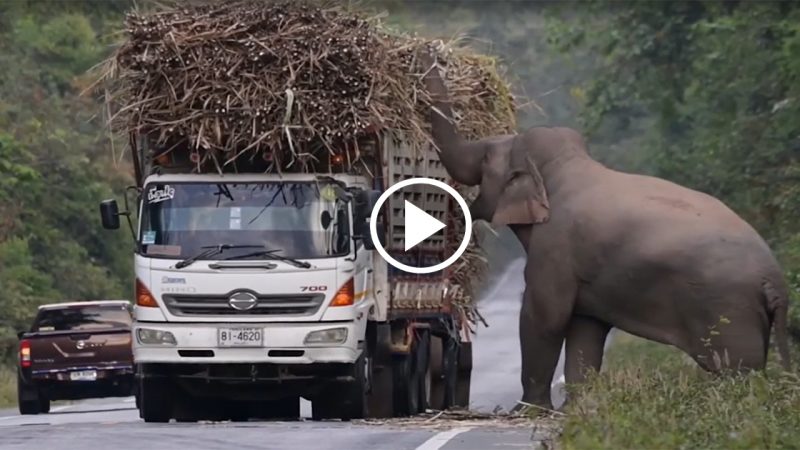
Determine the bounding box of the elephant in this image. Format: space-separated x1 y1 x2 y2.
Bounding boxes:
419 53 792 410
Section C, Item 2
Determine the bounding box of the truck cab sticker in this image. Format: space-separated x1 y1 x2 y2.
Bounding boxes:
147 185 175 203
320 185 337 202
142 231 156 245
229 207 242 229
145 245 182 257
161 276 186 284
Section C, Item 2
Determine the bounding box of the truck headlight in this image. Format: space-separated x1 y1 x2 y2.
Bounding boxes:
304 327 348 345
136 328 177 345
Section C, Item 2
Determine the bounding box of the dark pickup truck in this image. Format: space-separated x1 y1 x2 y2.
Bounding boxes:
17 300 135 414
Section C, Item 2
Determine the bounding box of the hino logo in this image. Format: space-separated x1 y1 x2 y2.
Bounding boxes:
228 291 258 311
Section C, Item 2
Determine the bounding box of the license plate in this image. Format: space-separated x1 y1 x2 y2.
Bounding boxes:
217 327 264 347
70 370 97 381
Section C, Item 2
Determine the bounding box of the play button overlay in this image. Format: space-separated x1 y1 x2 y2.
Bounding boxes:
369 177 472 274
403 200 446 251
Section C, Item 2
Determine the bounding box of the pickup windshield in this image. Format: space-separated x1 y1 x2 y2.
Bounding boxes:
139 182 351 260
34 305 132 332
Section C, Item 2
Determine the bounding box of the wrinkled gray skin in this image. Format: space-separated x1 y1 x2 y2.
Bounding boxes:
421 54 792 410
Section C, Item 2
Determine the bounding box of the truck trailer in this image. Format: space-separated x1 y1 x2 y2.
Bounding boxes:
100 132 474 422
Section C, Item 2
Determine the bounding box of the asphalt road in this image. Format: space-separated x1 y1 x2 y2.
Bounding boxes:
0 257 564 449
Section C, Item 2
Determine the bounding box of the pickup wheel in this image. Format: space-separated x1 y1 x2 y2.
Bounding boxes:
17 378 41 415
38 393 50 414
139 377 172 423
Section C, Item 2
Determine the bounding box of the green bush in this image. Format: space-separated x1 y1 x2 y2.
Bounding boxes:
561 335 800 450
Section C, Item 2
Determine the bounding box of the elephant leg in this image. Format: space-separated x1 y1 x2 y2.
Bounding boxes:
518 268 577 411
564 315 612 385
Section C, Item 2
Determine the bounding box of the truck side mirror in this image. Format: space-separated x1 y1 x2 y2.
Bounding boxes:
353 189 382 224
353 189 385 250
100 199 121 230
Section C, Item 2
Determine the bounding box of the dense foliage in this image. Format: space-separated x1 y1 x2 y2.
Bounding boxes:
562 333 800 449
0 1 132 361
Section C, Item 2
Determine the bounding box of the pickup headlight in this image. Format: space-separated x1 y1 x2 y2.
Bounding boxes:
304 327 348 345
136 328 177 345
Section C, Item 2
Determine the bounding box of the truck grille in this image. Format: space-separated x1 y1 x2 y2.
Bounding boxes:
162 293 325 317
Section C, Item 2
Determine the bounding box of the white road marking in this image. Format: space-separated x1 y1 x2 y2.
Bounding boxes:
50 405 73 413
414 427 473 450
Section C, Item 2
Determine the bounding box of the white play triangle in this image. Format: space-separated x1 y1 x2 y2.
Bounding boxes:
404 200 446 251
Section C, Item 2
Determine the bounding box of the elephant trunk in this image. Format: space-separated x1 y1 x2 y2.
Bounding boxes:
423 58 485 186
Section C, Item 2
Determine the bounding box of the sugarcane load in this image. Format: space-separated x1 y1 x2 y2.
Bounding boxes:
97 0 515 423
102 0 515 173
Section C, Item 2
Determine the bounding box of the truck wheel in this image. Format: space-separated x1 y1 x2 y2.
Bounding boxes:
442 336 459 409
313 353 368 421
252 397 300 420
17 378 41 415
455 342 472 408
311 393 337 421
139 377 172 423
367 363 393 418
392 343 420 416
172 391 200 422
428 335 445 410
366 322 394 418
416 332 431 412
342 352 369 420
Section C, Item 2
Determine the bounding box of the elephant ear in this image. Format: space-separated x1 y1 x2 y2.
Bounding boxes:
491 157 549 227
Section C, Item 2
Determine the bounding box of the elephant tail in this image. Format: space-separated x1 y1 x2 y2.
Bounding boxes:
763 279 791 371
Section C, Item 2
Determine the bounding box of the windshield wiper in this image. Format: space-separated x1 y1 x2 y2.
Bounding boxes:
224 249 312 269
175 244 265 269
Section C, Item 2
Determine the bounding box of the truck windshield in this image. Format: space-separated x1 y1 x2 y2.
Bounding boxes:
34 305 132 332
139 182 351 260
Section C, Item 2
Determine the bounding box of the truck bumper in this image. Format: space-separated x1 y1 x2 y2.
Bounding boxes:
133 321 360 364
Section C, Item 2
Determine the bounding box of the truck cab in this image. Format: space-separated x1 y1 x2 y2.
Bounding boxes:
100 135 472 423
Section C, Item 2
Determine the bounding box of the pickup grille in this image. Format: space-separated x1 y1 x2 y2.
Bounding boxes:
163 293 325 317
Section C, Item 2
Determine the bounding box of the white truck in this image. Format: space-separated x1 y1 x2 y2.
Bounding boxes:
99 133 474 422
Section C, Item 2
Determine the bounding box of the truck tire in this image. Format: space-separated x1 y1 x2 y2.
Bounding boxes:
367 360 393 418
311 393 337 421
442 336 458 409
139 376 172 423
252 397 300 420
428 335 445 410
416 331 431 412
17 378 41 415
392 342 420 416
313 353 368 421
455 342 472 408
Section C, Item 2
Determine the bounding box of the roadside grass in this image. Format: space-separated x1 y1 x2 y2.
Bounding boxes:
559 333 800 450
0 365 16 408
